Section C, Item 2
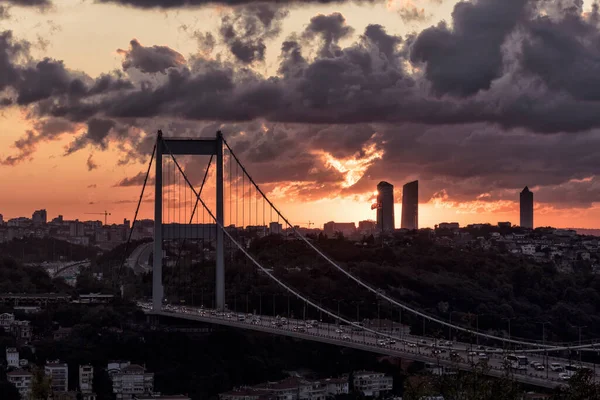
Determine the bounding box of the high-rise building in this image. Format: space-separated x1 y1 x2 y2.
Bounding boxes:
520 186 534 229
79 365 94 393
401 180 418 230
32 209 47 226
376 182 395 233
45 361 69 392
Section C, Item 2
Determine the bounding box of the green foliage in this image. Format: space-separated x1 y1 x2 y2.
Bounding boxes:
0 257 72 294
551 369 600 399
31 368 51 400
93 368 115 400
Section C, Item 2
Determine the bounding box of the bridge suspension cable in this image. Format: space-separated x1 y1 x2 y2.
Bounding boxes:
162 142 600 355
117 140 157 282
161 141 417 343
220 137 597 351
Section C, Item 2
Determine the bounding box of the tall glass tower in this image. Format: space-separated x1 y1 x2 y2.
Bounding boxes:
376 181 395 233
520 186 533 228
401 180 418 230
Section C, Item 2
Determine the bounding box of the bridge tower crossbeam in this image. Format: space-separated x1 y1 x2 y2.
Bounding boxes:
153 130 225 311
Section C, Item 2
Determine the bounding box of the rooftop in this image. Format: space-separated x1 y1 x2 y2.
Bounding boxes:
7 369 32 377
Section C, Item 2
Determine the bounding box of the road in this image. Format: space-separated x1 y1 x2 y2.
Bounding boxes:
127 242 153 274
138 302 600 389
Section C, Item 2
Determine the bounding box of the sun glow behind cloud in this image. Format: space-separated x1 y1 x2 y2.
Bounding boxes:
316 140 384 188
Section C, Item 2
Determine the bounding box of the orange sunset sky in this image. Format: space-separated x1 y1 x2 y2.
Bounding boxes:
1 0 600 229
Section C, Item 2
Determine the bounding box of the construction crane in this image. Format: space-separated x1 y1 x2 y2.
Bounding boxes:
85 211 111 225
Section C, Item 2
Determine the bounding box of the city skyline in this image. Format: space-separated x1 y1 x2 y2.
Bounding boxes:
3 1 600 228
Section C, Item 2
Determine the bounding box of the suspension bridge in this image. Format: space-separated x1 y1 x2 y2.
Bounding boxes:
123 131 600 389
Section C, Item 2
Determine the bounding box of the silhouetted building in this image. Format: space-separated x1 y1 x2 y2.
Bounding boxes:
323 221 356 237
32 209 47 226
376 182 395 232
438 222 459 230
401 181 418 230
520 186 534 229
358 220 376 234
269 222 283 234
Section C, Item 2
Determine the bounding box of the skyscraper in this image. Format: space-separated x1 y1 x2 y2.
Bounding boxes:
520 186 534 229
376 181 395 232
401 180 418 230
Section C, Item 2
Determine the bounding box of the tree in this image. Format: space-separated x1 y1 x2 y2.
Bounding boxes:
31 368 51 400
552 369 600 399
93 367 115 400
0 381 20 400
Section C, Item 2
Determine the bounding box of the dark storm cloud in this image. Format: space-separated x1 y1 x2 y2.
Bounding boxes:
0 118 77 165
86 154 98 171
117 39 186 74
518 6 600 101
0 6 10 19
65 118 116 154
302 12 354 58
13 3 600 136
10 1 600 210
410 0 529 97
218 4 289 64
95 0 379 8
362 24 402 63
3 0 51 7
114 171 149 187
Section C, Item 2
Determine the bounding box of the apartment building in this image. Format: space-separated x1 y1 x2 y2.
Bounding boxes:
79 365 94 393
109 363 154 400
11 320 33 340
6 347 19 368
319 378 349 396
0 312 15 332
7 369 33 400
352 371 393 397
45 362 69 392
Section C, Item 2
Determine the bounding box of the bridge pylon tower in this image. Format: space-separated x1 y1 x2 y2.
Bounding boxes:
153 130 225 311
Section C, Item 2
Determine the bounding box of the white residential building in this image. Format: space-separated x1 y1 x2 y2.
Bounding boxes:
6 347 19 368
7 369 33 400
521 244 536 256
319 377 349 396
79 365 94 393
109 364 154 400
353 371 393 397
45 361 69 392
11 320 33 340
0 312 15 332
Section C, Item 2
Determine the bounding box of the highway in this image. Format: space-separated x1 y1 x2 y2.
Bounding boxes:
138 302 600 389
127 242 153 274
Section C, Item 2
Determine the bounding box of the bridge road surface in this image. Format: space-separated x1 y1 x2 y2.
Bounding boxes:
138 302 600 389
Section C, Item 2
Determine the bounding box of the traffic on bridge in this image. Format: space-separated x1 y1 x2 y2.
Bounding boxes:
138 301 599 389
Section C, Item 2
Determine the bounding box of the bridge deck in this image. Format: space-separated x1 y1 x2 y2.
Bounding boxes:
141 303 599 389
